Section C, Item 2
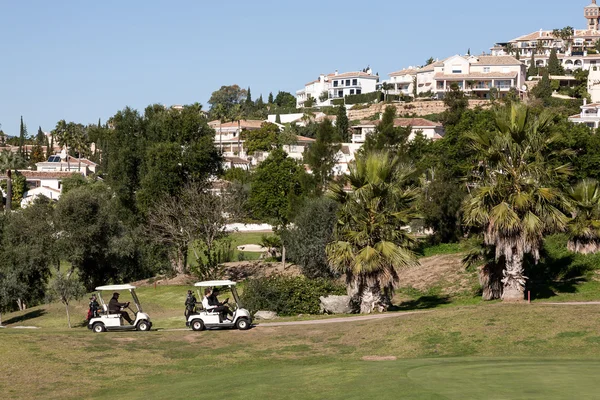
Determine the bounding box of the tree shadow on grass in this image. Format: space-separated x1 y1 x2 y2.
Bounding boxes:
3 309 47 325
391 295 451 311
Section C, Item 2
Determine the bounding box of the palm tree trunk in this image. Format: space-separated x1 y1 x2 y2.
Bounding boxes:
502 251 525 301
480 262 504 300
6 169 12 212
359 283 385 313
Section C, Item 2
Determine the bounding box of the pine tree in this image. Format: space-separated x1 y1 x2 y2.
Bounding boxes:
98 118 102 128
548 48 564 76
268 92 274 104
246 87 252 104
36 126 44 145
256 95 264 109
336 105 349 142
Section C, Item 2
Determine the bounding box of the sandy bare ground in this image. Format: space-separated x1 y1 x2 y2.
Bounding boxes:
397 254 474 295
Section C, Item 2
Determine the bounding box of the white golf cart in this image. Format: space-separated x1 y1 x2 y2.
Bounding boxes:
87 284 152 333
187 280 252 331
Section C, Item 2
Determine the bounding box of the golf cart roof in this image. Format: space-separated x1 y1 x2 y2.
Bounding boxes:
95 284 137 291
194 280 237 287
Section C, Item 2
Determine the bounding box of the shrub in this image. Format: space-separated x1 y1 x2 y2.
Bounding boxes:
241 275 346 315
344 92 382 105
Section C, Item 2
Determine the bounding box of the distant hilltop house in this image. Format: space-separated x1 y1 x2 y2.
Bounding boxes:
296 68 379 108
491 1 600 73
0 154 98 208
351 118 445 144
207 119 315 166
568 98 600 128
382 55 526 100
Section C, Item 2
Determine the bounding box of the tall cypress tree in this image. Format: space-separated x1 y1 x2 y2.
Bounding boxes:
268 92 274 104
18 116 27 157
246 87 252 104
527 53 538 77
336 105 349 142
548 48 564 76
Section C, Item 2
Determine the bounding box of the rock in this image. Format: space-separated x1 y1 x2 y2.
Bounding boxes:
320 295 353 314
254 311 278 320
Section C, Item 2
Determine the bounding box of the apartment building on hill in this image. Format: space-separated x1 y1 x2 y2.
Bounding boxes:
296 69 379 108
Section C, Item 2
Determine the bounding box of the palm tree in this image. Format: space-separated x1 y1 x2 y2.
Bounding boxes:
536 40 545 55
53 120 71 170
326 151 419 313
69 124 89 172
462 103 571 301
504 43 515 56
462 237 504 300
567 179 600 254
0 150 26 212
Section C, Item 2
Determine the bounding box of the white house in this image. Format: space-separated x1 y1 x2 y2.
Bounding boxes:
383 67 418 97
0 170 82 207
568 99 600 128
36 154 98 176
351 118 445 144
296 69 379 107
421 55 526 99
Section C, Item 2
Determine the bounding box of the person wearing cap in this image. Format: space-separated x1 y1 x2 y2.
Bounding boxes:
202 288 233 321
184 290 197 320
108 292 133 325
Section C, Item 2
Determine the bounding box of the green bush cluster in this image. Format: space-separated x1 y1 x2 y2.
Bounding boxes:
241 275 346 315
344 91 382 105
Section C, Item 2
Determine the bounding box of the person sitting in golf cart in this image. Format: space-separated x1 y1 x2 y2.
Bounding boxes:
202 288 233 321
108 292 134 325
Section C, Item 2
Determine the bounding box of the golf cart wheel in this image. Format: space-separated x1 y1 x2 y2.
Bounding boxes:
137 321 151 331
92 323 106 333
236 318 250 330
191 319 205 331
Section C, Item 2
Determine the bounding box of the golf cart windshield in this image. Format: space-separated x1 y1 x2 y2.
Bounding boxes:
194 280 242 308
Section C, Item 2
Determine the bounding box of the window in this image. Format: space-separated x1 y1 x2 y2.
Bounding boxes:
451 64 462 74
356 89 361 95
333 81 338 87
338 90 343 98
352 79 358 85
350 89 355 95
483 67 490 73
346 80 351 86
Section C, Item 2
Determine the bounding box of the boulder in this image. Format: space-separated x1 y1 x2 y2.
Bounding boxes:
254 311 278 320
320 295 353 314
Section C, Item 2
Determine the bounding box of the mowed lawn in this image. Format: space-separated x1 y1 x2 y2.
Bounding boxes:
2 303 600 399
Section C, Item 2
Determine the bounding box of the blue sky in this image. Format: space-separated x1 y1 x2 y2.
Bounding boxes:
0 0 585 135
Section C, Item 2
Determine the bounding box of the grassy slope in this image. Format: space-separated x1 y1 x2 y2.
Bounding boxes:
3 304 600 399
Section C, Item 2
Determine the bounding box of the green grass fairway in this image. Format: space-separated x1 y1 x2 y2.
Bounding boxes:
93 358 600 400
2 304 600 399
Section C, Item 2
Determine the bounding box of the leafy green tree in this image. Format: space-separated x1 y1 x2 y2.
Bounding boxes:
243 122 279 155
256 95 265 109
275 114 281 124
0 150 26 212
362 106 410 155
54 182 133 290
548 48 564 76
0 197 55 311
274 91 297 109
442 83 468 126
283 197 338 278
532 70 552 100
420 170 466 243
0 172 27 209
327 151 419 313
61 174 89 195
304 119 340 192
208 85 247 119
462 103 571 301
336 105 349 142
48 271 86 328
425 57 435 66
248 148 307 227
